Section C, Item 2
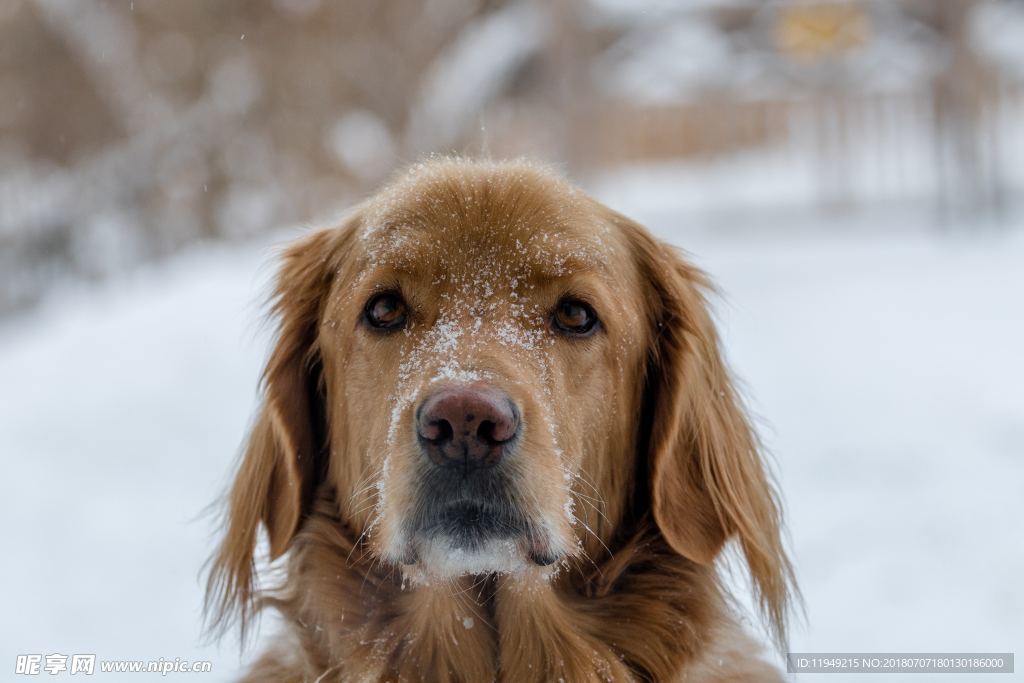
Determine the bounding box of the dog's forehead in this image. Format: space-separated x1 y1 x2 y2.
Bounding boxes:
357 163 615 281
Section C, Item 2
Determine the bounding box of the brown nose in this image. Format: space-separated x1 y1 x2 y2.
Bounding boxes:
416 384 519 470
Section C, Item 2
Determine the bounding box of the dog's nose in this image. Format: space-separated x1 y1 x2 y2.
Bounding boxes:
416 385 519 470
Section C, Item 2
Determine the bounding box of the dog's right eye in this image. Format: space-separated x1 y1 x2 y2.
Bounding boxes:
364 292 408 330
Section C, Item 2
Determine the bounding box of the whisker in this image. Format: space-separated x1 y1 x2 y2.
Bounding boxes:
346 513 380 566
563 467 603 497
312 660 344 683
346 500 383 521
561 487 611 526
576 516 613 561
344 468 385 512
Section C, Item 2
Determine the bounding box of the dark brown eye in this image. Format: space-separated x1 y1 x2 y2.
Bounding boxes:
364 292 408 330
553 299 599 337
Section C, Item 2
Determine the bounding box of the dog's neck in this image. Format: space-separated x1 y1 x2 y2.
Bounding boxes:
252 496 725 682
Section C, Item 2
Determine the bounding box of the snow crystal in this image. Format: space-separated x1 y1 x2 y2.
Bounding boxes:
432 362 483 385
428 318 462 354
562 496 576 525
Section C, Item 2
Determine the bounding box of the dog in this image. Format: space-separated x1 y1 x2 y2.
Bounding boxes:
206 158 796 682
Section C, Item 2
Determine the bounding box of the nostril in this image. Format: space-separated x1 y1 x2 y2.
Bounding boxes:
422 418 453 444
477 419 496 444
479 405 518 444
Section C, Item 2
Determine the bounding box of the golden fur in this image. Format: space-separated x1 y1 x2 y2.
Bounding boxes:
206 159 796 682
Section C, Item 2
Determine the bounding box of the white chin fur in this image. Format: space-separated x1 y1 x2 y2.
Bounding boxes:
414 536 531 578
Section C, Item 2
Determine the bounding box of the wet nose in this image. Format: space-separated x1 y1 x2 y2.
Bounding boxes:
416 384 519 470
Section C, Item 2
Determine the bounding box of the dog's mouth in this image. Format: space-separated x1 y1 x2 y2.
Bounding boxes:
403 498 559 570
426 501 523 541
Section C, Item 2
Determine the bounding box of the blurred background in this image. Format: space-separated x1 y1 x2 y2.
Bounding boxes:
1 1 1022 681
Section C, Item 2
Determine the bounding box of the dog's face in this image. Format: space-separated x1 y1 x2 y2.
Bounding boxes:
209 160 792 642
321 168 648 576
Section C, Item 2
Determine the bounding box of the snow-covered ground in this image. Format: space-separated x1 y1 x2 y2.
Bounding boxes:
1 206 1022 681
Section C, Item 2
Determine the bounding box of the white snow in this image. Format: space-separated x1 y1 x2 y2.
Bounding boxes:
0 239 276 680
2 207 1022 681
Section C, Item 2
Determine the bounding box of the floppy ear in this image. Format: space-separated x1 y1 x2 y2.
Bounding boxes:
205 227 345 636
622 219 795 646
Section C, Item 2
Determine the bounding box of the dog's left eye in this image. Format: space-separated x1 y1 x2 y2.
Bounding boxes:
364 292 408 330
553 298 599 337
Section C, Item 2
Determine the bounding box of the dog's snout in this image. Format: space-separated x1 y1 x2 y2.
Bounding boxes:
416 385 519 470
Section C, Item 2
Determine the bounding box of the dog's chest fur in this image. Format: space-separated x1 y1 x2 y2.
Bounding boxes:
242 500 782 683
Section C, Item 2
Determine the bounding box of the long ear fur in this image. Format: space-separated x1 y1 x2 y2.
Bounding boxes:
621 217 796 648
205 227 345 638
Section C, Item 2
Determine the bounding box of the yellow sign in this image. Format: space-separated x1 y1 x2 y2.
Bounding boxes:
775 4 870 61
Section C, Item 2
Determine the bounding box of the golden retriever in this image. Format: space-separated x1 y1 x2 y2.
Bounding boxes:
206 158 796 682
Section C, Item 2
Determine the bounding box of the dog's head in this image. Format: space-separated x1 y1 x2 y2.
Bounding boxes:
208 159 793 641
